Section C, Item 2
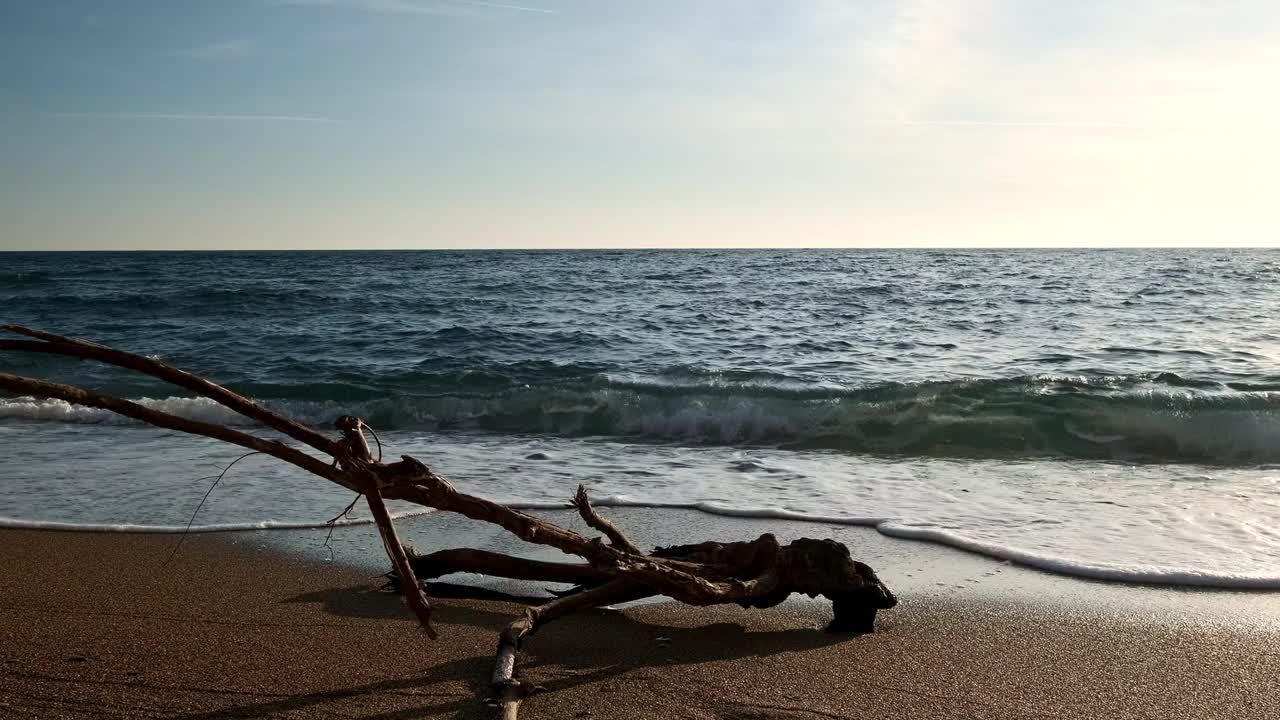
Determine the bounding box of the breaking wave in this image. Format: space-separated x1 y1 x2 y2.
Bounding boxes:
3 372 1278 464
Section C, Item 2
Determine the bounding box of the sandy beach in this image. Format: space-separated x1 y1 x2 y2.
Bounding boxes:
7 0 1280 714
2 516 1277 720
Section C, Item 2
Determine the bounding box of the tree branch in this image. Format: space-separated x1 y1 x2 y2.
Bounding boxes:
362 475 438 639
406 548 609 586
571 484 641 554
0 373 354 490
492 580 651 718
0 325 338 457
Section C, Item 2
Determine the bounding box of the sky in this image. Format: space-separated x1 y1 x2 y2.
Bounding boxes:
2 0 1279 250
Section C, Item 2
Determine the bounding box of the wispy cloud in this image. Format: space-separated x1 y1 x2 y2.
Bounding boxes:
174 39 253 61
455 0 555 13
269 0 555 17
48 113 338 124
897 119 1139 130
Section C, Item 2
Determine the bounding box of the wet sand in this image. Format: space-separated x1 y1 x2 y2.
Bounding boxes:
2 524 1278 719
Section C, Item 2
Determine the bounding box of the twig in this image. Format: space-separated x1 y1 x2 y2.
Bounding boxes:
165 451 263 564
362 422 384 462
321 492 364 559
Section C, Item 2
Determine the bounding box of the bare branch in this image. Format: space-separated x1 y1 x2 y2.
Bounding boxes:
492 580 651 717
572 484 641 554
407 548 609 585
363 476 438 639
0 373 355 491
0 325 338 457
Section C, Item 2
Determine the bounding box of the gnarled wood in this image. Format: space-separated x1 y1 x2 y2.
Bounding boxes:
1 326 898 719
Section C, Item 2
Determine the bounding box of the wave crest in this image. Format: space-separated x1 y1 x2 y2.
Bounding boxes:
3 373 1277 464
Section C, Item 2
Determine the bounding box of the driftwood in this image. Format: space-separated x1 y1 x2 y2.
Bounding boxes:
0 325 897 718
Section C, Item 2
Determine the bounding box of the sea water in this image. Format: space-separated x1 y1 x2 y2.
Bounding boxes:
2 249 1278 587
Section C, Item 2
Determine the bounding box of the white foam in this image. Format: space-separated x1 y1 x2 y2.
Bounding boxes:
3 502 1277 588
0 396 255 426
0 508 433 534
504 499 1280 589
874 522 1280 589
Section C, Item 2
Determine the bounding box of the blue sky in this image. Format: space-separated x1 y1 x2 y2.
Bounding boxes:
2 0 1278 249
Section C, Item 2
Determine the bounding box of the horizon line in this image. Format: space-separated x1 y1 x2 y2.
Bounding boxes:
4 245 1277 253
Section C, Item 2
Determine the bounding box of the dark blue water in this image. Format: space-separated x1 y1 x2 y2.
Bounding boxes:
4 249 1279 462
2 249 1279 586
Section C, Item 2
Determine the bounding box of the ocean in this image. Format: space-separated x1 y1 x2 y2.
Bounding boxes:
2 249 1278 587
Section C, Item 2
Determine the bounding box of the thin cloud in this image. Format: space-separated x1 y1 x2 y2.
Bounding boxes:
898 119 1138 130
48 113 339 124
174 39 253 61
455 0 555 13
269 0 555 17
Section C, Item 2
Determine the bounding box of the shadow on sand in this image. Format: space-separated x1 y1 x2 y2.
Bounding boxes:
155 583 861 718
